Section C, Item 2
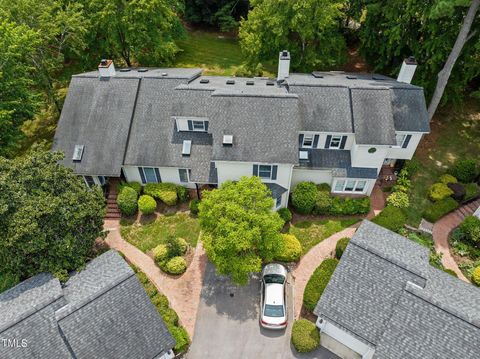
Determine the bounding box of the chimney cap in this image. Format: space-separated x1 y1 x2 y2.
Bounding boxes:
280 50 290 59
405 56 417 65
98 59 113 68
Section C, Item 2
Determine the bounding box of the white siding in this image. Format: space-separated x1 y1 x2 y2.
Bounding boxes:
350 143 388 170
122 165 196 189
386 132 423 160
299 132 355 150
332 178 376 196
291 168 333 187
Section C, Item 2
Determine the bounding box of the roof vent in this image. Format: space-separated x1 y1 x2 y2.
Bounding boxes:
223 135 233 146
161 72 168 76
372 75 385 80
137 68 148 72
200 79 210 84
299 151 309 160
182 140 191 156
226 79 235 85
72 145 84 161
266 80 275 86
119 68 131 72
246 80 254 86
346 75 357 79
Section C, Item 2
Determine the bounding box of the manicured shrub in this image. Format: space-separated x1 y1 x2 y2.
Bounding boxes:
329 196 370 215
386 191 410 208
423 197 459 223
439 174 457 184
164 256 187 275
303 258 338 311
189 199 200 215
138 195 157 215
472 266 480 286
291 319 320 353
459 216 480 244
176 185 189 202
447 182 466 201
116 186 138 216
428 183 454 202
316 183 331 192
274 234 302 262
153 244 169 263
372 205 407 232
335 237 350 259
292 182 318 214
144 183 178 206
314 191 333 214
392 184 409 193
177 238 188 254
159 306 179 326
166 236 187 257
169 325 190 353
448 159 478 183
277 208 292 223
465 183 480 200
118 181 142 195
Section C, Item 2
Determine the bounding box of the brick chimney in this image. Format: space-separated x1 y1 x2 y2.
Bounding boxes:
277 50 290 81
98 59 116 77
397 56 417 84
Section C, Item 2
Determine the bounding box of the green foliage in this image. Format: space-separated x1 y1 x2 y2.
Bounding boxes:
447 182 466 201
117 187 138 216
448 159 478 183
138 195 157 215
464 183 480 200
166 235 188 258
0 148 105 279
184 0 249 32
386 191 410 208
169 325 190 353
335 237 350 259
328 196 370 215
443 268 457 277
144 183 178 206
396 174 411 188
314 191 333 215
118 181 142 195
0 271 20 294
372 206 407 232
274 234 302 262
152 244 169 263
317 183 332 192
292 182 318 214
459 216 480 244
176 186 189 202
199 177 283 285
423 197 459 222
163 256 187 275
428 183 454 202
239 0 347 71
233 63 265 77
277 208 292 223
303 258 338 311
472 266 480 286
402 160 419 176
291 319 320 353
439 174 457 184
189 199 200 215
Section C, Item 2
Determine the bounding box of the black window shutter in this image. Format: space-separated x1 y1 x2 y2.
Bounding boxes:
272 165 278 180
138 167 146 184
253 164 259 176
313 134 319 148
204 121 209 132
340 136 347 149
299 134 304 148
154 168 161 183
325 135 332 149
402 135 412 148
188 120 193 131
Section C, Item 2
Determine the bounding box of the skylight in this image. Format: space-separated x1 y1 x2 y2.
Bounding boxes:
72 145 84 161
182 140 191 156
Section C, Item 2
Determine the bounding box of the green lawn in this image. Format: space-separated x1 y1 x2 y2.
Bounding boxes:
121 213 200 253
405 101 480 226
289 218 359 254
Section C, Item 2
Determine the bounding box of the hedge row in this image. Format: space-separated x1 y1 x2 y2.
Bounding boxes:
372 206 407 232
303 258 338 311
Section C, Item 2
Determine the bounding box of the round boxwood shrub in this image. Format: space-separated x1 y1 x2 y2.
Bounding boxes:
292 182 318 214
164 256 187 275
428 183 454 202
189 199 200 215
316 183 331 192
176 185 189 202
144 183 178 206
277 208 292 223
472 266 480 286
116 186 138 216
448 159 478 183
275 234 302 262
335 237 350 259
314 191 333 214
291 319 320 353
439 174 457 185
386 191 410 208
303 258 338 311
153 244 169 263
118 181 142 195
177 237 188 255
138 195 157 215
372 205 407 232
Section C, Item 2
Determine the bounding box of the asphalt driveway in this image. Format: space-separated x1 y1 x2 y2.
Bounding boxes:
187 262 339 359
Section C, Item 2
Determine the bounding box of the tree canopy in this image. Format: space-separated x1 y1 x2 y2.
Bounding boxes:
184 0 250 32
199 176 284 284
0 147 105 280
239 0 347 71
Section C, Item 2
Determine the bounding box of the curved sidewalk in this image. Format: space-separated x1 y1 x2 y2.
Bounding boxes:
104 220 207 337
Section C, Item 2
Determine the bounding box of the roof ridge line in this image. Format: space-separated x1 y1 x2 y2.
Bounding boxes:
121 77 143 168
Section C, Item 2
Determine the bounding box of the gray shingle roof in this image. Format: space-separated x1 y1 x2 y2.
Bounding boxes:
0 250 175 359
265 182 288 198
298 149 378 179
313 220 480 358
391 88 430 132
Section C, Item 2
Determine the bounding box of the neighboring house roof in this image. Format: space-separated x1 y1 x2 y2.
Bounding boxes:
0 250 175 359
314 220 480 358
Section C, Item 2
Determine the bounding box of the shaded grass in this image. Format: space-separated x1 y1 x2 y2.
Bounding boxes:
289 218 358 254
121 213 200 253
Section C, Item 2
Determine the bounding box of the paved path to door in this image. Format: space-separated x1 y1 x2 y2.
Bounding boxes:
104 219 207 337
432 199 480 282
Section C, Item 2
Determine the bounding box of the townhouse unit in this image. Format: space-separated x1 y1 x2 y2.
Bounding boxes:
53 53 429 208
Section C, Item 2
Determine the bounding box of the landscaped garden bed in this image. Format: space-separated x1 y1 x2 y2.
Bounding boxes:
449 215 480 283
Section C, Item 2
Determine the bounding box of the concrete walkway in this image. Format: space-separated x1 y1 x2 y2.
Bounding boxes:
104 219 207 337
291 185 385 318
432 198 480 282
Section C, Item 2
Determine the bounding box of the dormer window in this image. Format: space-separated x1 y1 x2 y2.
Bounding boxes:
329 136 342 149
302 135 313 148
174 117 209 132
192 120 206 131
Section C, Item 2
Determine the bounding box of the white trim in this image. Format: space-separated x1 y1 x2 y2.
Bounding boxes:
302 134 314 148
258 164 273 179
139 166 161 183
332 178 368 194
329 135 343 149
178 168 190 183
392 133 407 148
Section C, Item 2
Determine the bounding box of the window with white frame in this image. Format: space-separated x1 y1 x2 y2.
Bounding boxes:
275 195 282 208
333 179 367 193
329 135 342 149
395 134 407 147
258 165 272 179
302 135 313 148
139 167 161 183
83 175 95 189
192 120 206 131
179 168 189 183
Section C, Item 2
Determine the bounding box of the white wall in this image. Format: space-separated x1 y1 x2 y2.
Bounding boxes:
331 177 376 196
291 168 332 187
350 143 388 170
299 132 355 150
386 132 423 160
122 165 196 189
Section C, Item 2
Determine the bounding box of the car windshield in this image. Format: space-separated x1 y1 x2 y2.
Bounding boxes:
264 304 284 318
263 274 285 284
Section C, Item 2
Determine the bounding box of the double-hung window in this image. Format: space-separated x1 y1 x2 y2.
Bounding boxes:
138 167 161 184
259 165 272 179
395 134 406 147
192 120 206 131
84 175 95 189
179 168 189 183
333 179 367 193
329 136 342 149
302 135 313 148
